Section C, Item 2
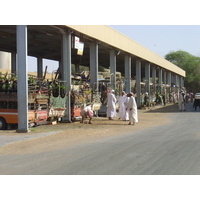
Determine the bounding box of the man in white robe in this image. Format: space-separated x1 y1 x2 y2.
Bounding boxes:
118 91 129 120
107 89 116 120
124 95 130 121
178 91 185 111
126 92 138 125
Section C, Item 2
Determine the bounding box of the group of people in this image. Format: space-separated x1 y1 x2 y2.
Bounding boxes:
106 90 138 125
178 90 197 111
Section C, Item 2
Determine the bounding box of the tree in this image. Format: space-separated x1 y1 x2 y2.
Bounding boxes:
165 50 200 93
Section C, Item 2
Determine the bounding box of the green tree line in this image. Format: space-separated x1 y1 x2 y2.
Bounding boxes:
165 50 200 93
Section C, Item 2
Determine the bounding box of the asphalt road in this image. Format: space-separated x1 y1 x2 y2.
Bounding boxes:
1 102 200 175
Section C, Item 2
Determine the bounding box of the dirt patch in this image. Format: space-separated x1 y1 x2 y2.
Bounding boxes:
0 105 173 155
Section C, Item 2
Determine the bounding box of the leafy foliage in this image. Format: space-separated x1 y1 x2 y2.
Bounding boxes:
165 50 200 93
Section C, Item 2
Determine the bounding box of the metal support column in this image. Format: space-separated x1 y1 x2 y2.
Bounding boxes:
16 25 29 133
125 55 131 93
180 77 184 88
163 70 166 85
62 31 72 122
145 63 150 94
136 60 141 107
11 52 16 74
110 50 116 90
152 65 156 94
167 71 171 86
158 67 162 93
75 64 80 74
90 42 98 91
37 56 43 79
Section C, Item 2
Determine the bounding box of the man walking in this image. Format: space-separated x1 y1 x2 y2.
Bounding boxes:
126 92 138 125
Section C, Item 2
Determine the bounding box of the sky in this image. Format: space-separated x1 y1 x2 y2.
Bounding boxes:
109 25 200 58
28 25 200 72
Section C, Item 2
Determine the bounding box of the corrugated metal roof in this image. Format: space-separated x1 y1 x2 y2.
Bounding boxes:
66 25 185 77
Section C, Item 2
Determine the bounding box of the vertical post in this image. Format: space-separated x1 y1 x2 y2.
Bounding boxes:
152 65 156 94
136 59 141 107
11 52 16 74
163 70 166 85
125 55 131 93
16 25 29 133
177 75 180 88
145 63 150 95
181 77 184 88
62 31 71 122
75 63 80 74
158 67 162 93
110 50 116 90
167 71 171 86
37 56 43 79
90 42 98 91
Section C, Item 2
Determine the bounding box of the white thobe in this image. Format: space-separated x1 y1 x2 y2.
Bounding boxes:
124 96 130 120
178 93 185 111
126 96 138 123
107 92 116 118
118 95 126 119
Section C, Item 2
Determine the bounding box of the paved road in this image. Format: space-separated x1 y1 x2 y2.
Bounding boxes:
1 102 200 175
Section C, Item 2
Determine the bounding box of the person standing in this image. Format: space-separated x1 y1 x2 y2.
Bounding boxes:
107 89 116 120
124 94 129 121
126 92 138 125
178 91 185 111
118 91 128 120
144 92 150 109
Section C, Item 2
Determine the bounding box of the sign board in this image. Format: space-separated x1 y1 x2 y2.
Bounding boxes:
77 42 84 56
74 36 80 49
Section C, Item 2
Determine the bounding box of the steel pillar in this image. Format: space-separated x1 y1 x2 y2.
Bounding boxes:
110 50 116 90
158 68 162 92
152 66 156 93
75 64 80 73
62 32 71 122
90 42 98 91
125 55 131 93
136 60 141 107
163 70 166 85
16 25 29 133
11 52 16 74
167 71 171 86
37 56 43 79
145 63 150 94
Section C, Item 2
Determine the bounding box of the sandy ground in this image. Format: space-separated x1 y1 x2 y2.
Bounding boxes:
0 104 174 155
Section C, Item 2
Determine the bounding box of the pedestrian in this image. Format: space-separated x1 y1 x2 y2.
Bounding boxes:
185 93 190 104
126 92 138 125
162 91 166 106
118 91 129 121
107 89 116 120
144 92 150 109
80 104 93 124
190 92 194 102
124 94 130 121
178 91 186 111
193 99 200 111
118 91 126 120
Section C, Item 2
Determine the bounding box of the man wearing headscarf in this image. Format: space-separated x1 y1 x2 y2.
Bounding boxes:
107 89 116 120
178 91 186 111
118 91 126 120
118 91 129 120
126 92 138 125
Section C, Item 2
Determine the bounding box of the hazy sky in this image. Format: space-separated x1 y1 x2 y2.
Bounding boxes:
28 25 200 72
109 25 200 58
